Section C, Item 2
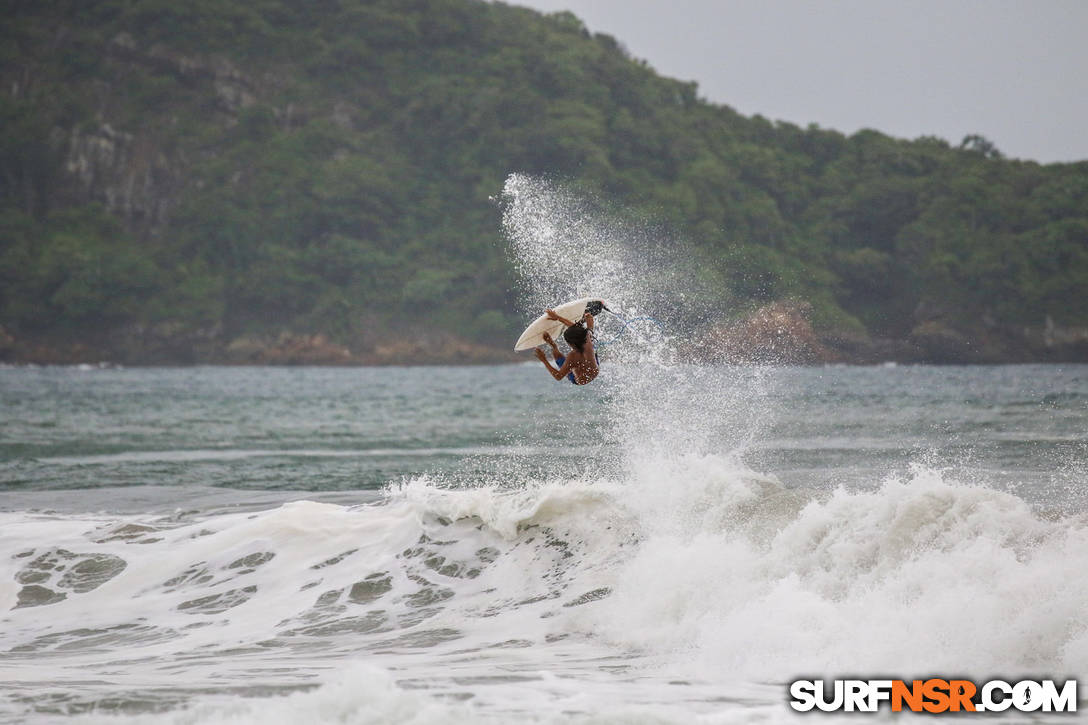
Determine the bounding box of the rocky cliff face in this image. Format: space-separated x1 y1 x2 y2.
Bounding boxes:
66 121 177 226
700 301 835 364
57 33 264 233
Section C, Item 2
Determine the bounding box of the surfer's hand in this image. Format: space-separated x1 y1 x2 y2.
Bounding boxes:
545 309 559 320
542 332 553 344
534 348 546 362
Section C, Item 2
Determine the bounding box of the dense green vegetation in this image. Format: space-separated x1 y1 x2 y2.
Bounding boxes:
2 0 1086 357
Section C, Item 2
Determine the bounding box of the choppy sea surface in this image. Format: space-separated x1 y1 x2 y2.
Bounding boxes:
1 362 1086 724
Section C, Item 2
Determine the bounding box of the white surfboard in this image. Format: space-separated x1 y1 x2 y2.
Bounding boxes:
514 297 609 351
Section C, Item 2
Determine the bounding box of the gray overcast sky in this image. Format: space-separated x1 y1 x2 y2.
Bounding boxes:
509 0 1088 163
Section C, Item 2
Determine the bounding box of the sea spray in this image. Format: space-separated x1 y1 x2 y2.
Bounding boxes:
500 173 725 363
500 173 776 463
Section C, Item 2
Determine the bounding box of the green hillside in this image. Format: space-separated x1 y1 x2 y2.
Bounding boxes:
2 0 1087 362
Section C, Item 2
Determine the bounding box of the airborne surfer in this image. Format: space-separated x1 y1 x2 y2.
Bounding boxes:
534 309 600 385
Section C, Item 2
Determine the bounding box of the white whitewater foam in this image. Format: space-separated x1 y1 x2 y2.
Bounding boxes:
30 457 1084 723
585 461 1088 681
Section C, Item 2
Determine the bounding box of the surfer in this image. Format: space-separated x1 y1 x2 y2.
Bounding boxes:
534 309 599 385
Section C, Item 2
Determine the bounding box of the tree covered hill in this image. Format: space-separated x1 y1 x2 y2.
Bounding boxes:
2 0 1086 363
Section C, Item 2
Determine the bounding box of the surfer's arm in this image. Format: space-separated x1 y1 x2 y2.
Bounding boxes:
542 332 561 358
534 348 571 381
545 309 577 328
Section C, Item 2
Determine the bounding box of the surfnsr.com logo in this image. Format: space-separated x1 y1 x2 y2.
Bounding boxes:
789 679 1077 713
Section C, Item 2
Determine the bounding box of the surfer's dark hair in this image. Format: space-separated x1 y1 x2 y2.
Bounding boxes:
563 322 588 353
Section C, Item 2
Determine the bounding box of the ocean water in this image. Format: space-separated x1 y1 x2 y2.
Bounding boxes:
2 175 1087 722
1 362 1086 723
